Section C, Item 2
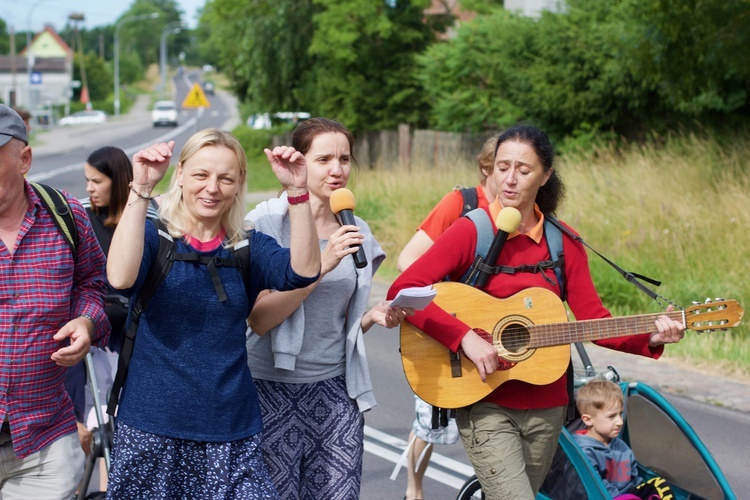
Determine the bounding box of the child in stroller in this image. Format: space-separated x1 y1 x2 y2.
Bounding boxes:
573 379 674 499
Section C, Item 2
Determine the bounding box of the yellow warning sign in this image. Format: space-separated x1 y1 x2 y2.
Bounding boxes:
182 83 210 108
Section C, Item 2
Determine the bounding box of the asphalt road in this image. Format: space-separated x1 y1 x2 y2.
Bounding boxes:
25 73 750 499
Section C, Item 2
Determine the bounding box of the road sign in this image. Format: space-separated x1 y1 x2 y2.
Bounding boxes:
182 83 210 109
30 72 42 85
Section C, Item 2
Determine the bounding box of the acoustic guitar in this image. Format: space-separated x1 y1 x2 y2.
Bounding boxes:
400 282 744 409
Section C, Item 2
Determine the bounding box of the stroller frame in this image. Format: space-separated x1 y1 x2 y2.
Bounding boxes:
75 350 115 500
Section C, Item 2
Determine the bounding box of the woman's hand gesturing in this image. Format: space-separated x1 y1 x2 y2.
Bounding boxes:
132 141 175 192
264 146 307 191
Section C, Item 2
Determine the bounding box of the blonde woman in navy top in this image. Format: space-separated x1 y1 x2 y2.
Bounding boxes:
105 129 320 498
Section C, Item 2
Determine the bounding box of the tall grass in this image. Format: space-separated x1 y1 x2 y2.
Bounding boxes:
349 132 750 377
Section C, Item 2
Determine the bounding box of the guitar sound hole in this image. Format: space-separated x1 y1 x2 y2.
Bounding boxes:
501 323 530 354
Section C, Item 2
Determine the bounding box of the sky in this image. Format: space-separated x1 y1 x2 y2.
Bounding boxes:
1 0 206 33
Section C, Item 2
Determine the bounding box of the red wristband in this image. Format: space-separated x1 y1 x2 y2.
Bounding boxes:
287 192 310 205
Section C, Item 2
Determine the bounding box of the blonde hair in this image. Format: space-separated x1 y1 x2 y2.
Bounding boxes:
575 379 623 416
476 135 498 184
158 129 248 246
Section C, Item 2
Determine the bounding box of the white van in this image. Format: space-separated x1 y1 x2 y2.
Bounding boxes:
247 112 311 130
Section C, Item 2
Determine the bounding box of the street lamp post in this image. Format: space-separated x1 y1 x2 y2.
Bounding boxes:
159 23 183 95
114 12 160 117
68 13 89 112
26 0 51 111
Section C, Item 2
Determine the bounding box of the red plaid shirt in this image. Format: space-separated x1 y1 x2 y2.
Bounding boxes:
0 182 109 458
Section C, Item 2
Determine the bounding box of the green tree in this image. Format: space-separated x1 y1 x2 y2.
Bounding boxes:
72 53 113 101
0 18 9 54
0 19 28 58
418 0 750 138
199 0 448 132
199 0 316 114
617 0 750 117
306 0 445 132
118 0 184 66
417 9 534 133
119 51 145 85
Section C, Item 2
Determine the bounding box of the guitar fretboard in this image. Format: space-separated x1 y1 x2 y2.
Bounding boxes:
526 311 686 348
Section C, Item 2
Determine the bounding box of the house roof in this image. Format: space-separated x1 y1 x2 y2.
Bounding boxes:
19 26 73 57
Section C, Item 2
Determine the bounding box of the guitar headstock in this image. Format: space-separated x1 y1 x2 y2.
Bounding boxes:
685 299 744 333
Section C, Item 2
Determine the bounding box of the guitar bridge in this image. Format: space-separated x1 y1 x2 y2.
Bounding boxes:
449 350 462 378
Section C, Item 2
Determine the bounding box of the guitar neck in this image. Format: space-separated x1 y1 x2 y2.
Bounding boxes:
529 310 686 348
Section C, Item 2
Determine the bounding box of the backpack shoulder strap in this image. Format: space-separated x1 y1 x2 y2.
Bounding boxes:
460 208 494 286
465 208 493 260
229 234 252 300
458 187 479 217
107 219 175 416
543 214 566 302
29 182 78 256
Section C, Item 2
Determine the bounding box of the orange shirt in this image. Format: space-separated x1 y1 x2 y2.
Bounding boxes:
418 185 491 241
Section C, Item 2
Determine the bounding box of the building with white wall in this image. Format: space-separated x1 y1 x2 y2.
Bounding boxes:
0 26 73 116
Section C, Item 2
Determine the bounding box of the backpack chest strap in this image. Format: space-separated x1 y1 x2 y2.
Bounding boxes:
172 252 243 303
473 258 565 287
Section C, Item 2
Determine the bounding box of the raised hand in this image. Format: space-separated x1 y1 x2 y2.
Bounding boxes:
132 141 175 191
264 146 307 191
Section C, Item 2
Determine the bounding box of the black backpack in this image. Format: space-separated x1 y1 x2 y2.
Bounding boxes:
105 219 253 416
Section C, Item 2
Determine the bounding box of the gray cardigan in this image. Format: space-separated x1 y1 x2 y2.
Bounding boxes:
245 193 385 412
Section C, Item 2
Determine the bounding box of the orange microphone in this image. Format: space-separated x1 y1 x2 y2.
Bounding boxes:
330 188 368 269
475 207 522 287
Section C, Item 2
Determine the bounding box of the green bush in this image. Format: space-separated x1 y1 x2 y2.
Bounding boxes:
231 125 282 191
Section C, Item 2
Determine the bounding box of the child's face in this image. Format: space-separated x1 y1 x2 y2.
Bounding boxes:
583 402 624 444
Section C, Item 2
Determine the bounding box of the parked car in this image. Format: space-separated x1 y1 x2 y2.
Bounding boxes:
151 100 178 127
59 110 107 127
202 81 215 95
246 111 311 130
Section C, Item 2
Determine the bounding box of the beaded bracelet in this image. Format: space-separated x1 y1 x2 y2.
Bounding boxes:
287 192 310 205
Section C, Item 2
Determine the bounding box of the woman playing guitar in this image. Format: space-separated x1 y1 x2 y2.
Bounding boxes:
387 124 686 500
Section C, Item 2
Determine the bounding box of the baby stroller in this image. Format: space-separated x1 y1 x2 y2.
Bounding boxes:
73 347 116 500
456 343 737 500
75 293 124 500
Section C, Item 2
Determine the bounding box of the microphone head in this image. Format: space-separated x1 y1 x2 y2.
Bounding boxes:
495 206 522 233
330 188 356 214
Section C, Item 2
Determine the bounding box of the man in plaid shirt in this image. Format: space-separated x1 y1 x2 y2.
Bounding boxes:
0 105 109 498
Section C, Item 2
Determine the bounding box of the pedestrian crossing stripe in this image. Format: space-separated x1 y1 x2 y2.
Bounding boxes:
182 83 210 108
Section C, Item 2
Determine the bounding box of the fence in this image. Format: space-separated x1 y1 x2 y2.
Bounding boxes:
273 125 491 171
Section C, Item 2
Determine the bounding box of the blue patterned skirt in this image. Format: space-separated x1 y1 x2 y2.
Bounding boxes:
107 422 279 499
